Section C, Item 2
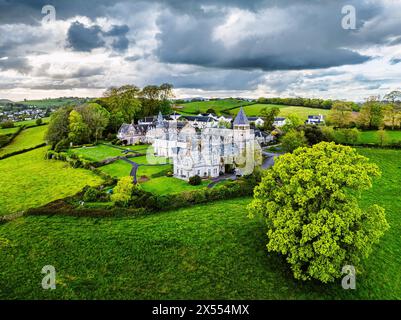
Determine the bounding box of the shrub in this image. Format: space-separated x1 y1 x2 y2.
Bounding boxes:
54 138 70 152
83 187 109 202
35 118 43 126
0 120 14 129
188 175 202 186
111 176 135 207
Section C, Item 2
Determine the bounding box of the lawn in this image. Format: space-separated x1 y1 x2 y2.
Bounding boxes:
71 144 150 162
0 147 103 216
230 104 331 120
358 130 401 145
177 99 253 115
0 147 399 299
141 176 209 195
0 125 47 157
99 159 171 179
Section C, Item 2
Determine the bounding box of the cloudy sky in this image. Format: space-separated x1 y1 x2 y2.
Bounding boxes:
0 0 400 101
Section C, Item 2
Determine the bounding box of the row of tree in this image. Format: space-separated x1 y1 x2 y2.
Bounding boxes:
256 97 359 111
328 91 401 129
46 84 175 148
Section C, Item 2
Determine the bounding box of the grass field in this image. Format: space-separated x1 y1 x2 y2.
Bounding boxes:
141 176 210 195
0 147 399 299
0 147 103 216
230 104 331 120
176 99 253 115
0 125 47 157
0 127 20 135
99 159 171 179
17 98 87 109
71 144 149 162
358 130 401 145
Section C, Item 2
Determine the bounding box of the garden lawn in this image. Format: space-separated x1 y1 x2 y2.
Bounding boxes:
0 125 47 157
72 144 152 162
358 130 401 145
141 176 209 195
0 147 103 216
230 104 331 120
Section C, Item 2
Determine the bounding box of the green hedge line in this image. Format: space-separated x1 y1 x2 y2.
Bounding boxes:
0 125 24 149
0 143 47 160
25 176 258 218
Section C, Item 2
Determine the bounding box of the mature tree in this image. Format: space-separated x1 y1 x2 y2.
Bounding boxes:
377 129 389 147
383 91 401 129
344 128 360 145
261 106 280 131
248 142 389 283
46 106 72 147
103 85 142 122
328 101 353 128
297 125 328 146
282 114 303 132
140 83 174 116
0 120 14 129
68 110 89 145
358 96 385 129
77 103 110 143
280 129 307 152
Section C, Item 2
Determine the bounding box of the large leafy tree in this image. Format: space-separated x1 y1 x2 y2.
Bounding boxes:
260 106 280 131
68 110 89 145
76 103 110 143
45 106 72 147
280 129 307 152
248 142 389 283
103 85 142 122
328 101 353 128
358 96 385 129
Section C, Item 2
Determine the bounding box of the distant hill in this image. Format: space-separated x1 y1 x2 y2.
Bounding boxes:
0 99 14 104
16 97 92 109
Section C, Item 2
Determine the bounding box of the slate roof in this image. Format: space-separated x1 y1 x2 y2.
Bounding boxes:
233 107 249 126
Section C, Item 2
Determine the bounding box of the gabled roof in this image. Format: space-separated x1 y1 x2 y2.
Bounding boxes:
233 107 249 126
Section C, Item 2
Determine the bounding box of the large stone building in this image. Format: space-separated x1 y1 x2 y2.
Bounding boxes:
118 108 269 180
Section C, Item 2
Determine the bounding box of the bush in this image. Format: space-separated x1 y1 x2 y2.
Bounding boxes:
0 120 14 129
111 176 135 207
188 175 202 186
54 138 70 152
83 187 109 202
35 118 43 126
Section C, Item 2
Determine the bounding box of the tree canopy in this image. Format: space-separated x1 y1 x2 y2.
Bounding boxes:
248 142 389 283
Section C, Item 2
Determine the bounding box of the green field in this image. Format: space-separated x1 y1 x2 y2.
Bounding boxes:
358 130 401 145
230 104 331 120
0 127 20 135
0 147 103 216
17 98 88 109
0 125 47 157
0 146 400 299
99 159 171 179
176 99 253 115
71 144 149 162
14 118 50 127
141 176 210 195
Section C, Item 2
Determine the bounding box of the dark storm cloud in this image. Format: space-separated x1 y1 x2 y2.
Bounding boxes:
0 57 32 74
390 58 401 65
67 21 105 52
66 21 130 52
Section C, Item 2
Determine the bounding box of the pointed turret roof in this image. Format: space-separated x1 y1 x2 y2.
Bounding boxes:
233 107 249 126
156 111 164 127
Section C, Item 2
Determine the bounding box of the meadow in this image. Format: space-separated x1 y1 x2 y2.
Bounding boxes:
0 147 400 299
230 104 331 120
0 125 48 157
358 130 401 145
0 147 103 216
140 176 210 195
176 99 253 115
